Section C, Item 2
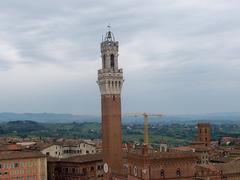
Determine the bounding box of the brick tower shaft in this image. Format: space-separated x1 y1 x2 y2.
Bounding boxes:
198 123 211 147
101 94 123 171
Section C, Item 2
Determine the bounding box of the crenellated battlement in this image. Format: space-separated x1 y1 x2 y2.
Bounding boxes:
98 29 123 95
101 41 119 52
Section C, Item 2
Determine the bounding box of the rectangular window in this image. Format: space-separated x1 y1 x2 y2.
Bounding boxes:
14 163 19 168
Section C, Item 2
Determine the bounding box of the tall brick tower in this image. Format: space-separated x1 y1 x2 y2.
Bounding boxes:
197 123 211 147
97 28 124 178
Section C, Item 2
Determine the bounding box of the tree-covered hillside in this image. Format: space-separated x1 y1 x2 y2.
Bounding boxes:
1 121 240 146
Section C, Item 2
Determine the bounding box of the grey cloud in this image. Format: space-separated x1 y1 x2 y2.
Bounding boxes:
0 0 240 114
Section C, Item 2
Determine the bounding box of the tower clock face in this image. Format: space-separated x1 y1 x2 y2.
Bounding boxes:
103 163 109 173
134 166 138 176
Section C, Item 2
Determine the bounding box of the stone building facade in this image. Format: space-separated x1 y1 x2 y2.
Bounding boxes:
127 147 199 180
47 153 103 180
0 150 47 180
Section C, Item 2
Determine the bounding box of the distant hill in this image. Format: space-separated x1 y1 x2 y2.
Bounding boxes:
124 112 240 124
1 119 240 146
160 112 240 124
0 112 99 123
0 112 239 124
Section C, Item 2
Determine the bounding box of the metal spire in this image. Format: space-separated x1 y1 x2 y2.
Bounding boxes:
107 25 111 31
104 25 115 42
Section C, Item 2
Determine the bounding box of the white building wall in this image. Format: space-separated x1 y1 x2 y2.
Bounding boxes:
41 143 96 159
41 145 62 158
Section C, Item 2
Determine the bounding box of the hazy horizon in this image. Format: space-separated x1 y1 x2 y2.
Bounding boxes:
0 111 240 117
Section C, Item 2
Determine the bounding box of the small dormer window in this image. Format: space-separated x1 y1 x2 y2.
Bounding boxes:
110 54 115 68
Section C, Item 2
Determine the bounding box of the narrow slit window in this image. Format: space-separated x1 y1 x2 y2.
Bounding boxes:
160 169 164 177
176 169 181 176
103 54 106 68
110 54 115 68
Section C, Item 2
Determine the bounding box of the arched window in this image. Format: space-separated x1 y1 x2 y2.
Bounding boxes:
108 81 110 87
110 54 115 68
119 81 121 87
103 54 106 68
176 168 181 176
115 81 117 87
161 146 165 152
160 169 165 177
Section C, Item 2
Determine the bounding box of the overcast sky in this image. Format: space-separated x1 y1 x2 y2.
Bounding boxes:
0 0 239 115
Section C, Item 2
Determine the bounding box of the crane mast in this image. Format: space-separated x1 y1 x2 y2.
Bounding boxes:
125 112 162 146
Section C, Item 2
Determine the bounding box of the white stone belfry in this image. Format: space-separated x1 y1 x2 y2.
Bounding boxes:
97 30 124 95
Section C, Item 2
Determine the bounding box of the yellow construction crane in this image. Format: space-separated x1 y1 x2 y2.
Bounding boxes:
125 113 162 146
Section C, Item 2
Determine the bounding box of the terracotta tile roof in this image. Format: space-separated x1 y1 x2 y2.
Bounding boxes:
210 157 233 163
129 149 199 161
0 144 23 151
30 141 96 151
190 141 206 148
51 139 97 147
173 146 193 152
215 160 240 174
196 164 219 172
29 142 55 150
197 160 240 175
0 150 46 160
173 145 211 152
48 153 103 163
